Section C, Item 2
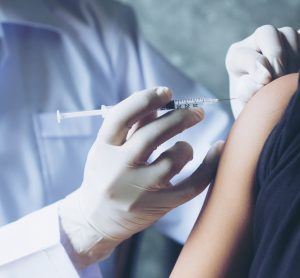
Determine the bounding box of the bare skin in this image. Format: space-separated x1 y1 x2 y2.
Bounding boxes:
170 73 299 278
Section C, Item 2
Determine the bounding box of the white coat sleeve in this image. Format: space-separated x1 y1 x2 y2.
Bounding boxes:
0 203 102 278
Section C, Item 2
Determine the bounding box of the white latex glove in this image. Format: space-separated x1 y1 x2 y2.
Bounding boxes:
59 87 224 267
226 25 300 118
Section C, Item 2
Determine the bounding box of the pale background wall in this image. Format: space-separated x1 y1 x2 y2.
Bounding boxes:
120 0 300 100
117 1 300 277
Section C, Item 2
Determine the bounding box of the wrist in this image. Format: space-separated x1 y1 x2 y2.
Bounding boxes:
58 190 121 268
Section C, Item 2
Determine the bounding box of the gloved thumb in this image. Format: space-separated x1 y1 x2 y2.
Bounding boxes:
160 140 225 208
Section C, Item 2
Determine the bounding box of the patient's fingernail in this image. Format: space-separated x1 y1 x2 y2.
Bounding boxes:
155 86 172 102
254 61 272 85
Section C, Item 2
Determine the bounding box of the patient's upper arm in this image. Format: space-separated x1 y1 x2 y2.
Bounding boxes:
170 73 299 278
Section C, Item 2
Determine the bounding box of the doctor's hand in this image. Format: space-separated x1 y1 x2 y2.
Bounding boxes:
59 87 223 267
226 25 300 118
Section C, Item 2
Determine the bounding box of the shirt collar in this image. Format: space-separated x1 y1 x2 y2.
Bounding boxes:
0 0 89 66
0 0 63 66
0 0 55 28
0 0 85 31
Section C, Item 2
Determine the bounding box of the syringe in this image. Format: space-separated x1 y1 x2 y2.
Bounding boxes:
57 97 235 123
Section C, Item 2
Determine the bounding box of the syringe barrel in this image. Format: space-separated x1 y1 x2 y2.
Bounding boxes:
160 98 219 110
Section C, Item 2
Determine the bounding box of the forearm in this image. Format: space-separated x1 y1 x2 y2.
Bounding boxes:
171 73 299 277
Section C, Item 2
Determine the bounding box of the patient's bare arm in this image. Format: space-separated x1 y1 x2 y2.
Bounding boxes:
170 73 299 278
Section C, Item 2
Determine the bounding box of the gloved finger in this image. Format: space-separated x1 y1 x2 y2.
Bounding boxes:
235 74 264 102
126 111 157 140
230 74 263 118
126 108 204 163
230 97 246 120
151 141 224 209
251 25 285 78
146 141 193 189
99 87 172 145
278 27 300 73
230 74 264 119
226 46 272 85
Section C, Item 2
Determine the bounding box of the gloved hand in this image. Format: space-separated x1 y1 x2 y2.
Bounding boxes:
59 87 224 267
226 25 300 118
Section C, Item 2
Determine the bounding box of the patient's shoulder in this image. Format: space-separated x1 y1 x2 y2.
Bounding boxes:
220 73 299 180
260 73 299 95
240 73 299 122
